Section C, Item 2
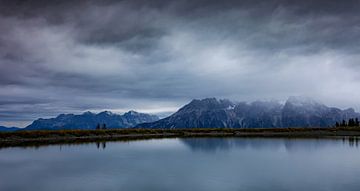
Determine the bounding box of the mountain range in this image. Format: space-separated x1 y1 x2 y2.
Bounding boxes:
25 110 159 130
136 96 360 128
0 126 21 132
1 96 359 131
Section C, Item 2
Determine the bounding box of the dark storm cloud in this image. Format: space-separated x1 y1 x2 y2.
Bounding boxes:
0 0 360 127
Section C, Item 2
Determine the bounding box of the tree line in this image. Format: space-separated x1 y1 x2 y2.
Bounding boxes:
96 123 107 130
335 118 360 127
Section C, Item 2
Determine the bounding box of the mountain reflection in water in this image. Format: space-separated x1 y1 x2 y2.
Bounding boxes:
1 137 360 191
179 137 360 152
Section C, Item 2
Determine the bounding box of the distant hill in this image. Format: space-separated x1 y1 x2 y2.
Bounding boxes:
0 126 21 132
25 110 159 130
136 97 360 128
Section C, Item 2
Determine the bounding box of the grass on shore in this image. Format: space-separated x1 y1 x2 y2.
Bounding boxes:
1 127 360 139
0 127 360 148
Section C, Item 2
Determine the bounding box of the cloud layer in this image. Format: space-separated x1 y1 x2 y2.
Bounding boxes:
1 0 360 126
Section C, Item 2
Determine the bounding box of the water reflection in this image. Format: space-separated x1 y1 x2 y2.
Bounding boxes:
345 137 360 147
1 137 360 191
180 137 360 153
51 136 360 152
2 137 359 152
95 142 107 149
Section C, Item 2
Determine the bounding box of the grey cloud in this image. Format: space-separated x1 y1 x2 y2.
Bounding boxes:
0 0 360 127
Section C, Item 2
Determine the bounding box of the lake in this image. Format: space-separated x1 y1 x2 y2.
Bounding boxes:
1 137 360 191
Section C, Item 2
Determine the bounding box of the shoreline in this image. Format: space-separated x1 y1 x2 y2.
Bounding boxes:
1 127 360 148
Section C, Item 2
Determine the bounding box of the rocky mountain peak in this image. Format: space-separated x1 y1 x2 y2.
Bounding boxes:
124 110 140 116
181 98 234 111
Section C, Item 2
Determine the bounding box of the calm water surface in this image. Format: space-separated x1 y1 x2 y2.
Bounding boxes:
1 138 360 191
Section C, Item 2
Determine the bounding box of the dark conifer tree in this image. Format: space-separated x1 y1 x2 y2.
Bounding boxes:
342 120 347 127
349 118 356 127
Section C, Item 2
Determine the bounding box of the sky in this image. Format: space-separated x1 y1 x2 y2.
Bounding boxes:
1 0 360 127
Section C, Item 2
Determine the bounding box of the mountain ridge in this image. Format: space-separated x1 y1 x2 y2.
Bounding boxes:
0 126 21 132
25 110 159 130
1 97 358 131
136 97 360 128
